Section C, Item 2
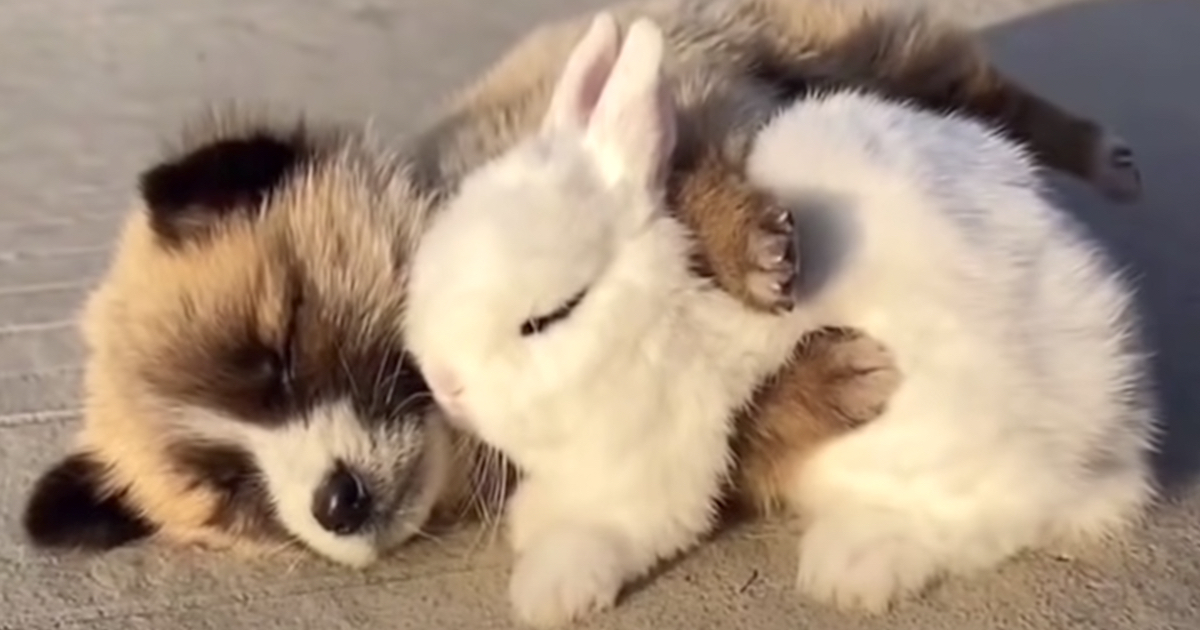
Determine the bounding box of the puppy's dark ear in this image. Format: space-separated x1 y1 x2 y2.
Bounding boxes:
138 126 314 246
22 453 157 551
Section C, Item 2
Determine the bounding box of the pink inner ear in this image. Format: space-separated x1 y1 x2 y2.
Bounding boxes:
575 16 675 189
543 13 621 133
573 55 614 126
649 79 676 187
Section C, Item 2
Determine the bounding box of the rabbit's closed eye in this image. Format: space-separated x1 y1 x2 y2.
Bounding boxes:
520 288 588 336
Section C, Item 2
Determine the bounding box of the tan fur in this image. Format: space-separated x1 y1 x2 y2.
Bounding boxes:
78 214 281 549
62 112 452 551
412 0 1126 201
632 146 905 520
668 150 789 312
728 328 899 516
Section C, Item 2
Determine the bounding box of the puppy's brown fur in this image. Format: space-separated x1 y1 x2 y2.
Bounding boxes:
414 0 1140 205
23 116 452 565
666 149 900 518
729 329 899 516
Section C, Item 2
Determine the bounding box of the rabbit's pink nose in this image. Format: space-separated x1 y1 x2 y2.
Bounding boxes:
426 367 466 416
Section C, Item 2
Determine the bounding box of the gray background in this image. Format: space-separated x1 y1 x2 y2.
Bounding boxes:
1 0 1198 628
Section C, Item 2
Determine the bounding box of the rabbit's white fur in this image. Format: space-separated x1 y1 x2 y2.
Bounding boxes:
404 15 814 627
743 90 1159 611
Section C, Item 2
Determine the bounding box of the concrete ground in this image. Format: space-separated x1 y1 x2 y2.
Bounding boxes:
1 0 1198 628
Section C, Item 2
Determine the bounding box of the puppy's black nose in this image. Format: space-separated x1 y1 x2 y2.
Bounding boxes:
312 463 372 535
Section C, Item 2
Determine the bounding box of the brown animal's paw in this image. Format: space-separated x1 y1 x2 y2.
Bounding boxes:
802 329 901 427
1091 131 1142 203
744 202 798 312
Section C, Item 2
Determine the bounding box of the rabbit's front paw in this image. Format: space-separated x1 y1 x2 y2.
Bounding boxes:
744 202 798 312
509 526 628 628
1090 130 1141 203
796 512 939 613
800 329 901 427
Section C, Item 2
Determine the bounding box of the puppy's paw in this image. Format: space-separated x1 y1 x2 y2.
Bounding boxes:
796 512 939 613
1090 131 1142 203
509 526 628 628
744 202 798 313
799 329 901 426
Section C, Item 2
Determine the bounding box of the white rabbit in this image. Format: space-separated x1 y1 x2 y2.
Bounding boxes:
742 90 1160 611
407 8 1159 621
403 14 818 628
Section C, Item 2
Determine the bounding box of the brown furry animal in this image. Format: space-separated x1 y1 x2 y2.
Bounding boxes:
411 0 1141 205
21 117 453 565
23 0 1138 573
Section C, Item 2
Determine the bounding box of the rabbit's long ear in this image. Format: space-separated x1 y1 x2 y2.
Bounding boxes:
542 12 622 134
583 18 676 190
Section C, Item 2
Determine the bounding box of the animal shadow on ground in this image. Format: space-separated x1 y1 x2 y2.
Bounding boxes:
979 0 1200 493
